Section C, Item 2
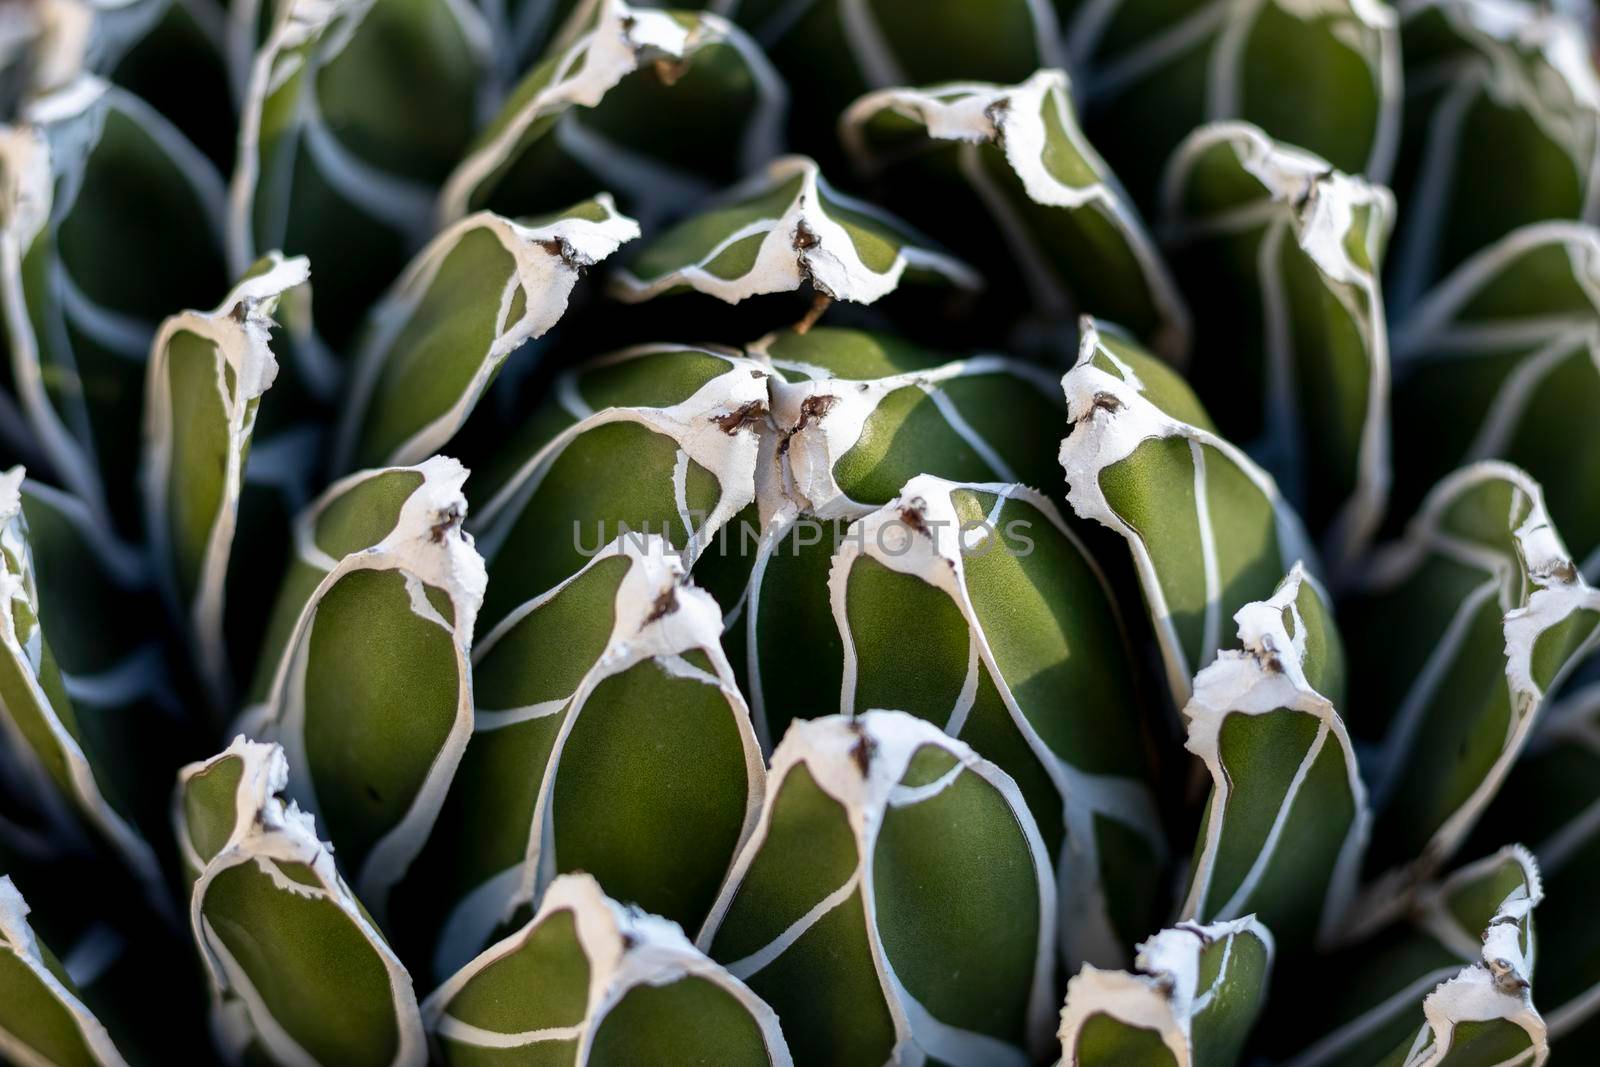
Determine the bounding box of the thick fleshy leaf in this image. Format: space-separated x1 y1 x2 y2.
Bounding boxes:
335 198 638 473
231 0 492 350
1163 122 1394 569
1279 846 1546 1067
179 738 427 1067
393 534 764 982
440 0 786 228
142 253 309 709
0 469 165 902
0 876 128 1067
0 857 213 1065
1389 0 1600 312
610 155 981 306
1391 222 1600 577
840 69 1189 359
1342 463 1600 921
238 454 486 915
424 872 792 1065
0 76 227 535
1056 915 1274 1067
1058 319 1316 708
713 327 1069 744
1180 563 1366 952
1470 681 1600 1053
831 474 1163 968
1059 0 1400 203
710 0 1066 161
468 343 768 627
701 710 1058 1067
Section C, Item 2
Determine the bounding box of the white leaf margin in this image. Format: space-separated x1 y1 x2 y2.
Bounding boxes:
698 710 1059 1067
609 155 982 306
179 736 427 1067
334 199 640 472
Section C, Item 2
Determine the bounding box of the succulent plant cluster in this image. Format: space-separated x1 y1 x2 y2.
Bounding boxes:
1 0 1600 1064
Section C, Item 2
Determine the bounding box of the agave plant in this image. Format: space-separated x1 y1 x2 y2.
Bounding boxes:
4 0 1600 1064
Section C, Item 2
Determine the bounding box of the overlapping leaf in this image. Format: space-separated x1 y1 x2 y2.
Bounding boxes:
0 876 127 1067
1057 0 1400 203
467 342 768 628
238 455 486 915
1056 915 1274 1067
610 155 980 307
1180 564 1365 952
1342 462 1600 921
0 469 165 903
1470 680 1600 1054
1392 221 1600 578
706 327 1068 744
177 737 427 1067
393 534 764 982
1163 121 1394 569
1059 319 1316 708
832 474 1164 968
142 253 309 708
1390 0 1600 312
424 872 792 1065
231 0 492 350
710 0 1066 159
700 711 1057 1067
335 197 639 474
840 68 1189 358
1279 846 1546 1067
0 74 227 535
441 0 786 228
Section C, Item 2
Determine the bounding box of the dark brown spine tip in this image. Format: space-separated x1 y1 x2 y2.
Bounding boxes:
430 502 464 543
642 587 679 627
713 400 768 435
849 730 876 777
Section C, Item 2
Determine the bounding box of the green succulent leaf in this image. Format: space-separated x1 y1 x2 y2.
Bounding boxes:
231 0 493 350
142 252 310 709
1059 0 1400 203
1056 915 1275 1067
841 68 1190 359
1280 846 1546 1067
335 197 640 474
719 327 1068 743
469 343 768 628
1162 122 1395 569
711 0 1066 157
701 710 1058 1067
1392 222 1600 578
610 155 982 306
0 469 164 903
395 534 764 982
441 0 787 228
1390 0 1600 312
1058 319 1316 708
239 454 486 916
1470 680 1600 1053
1180 563 1365 952
0 876 128 1067
0 76 227 535
831 474 1164 968
179 737 427 1067
424 872 792 1065
1343 462 1600 918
